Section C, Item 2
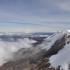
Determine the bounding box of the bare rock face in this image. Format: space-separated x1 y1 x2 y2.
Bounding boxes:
43 34 66 57
0 57 55 70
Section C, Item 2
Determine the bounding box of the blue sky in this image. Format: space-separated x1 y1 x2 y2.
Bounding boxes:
0 0 70 32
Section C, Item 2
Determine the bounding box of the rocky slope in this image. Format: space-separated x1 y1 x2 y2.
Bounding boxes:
0 33 66 70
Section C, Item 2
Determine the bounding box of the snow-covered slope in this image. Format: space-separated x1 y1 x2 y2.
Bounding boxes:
50 44 70 68
49 33 70 70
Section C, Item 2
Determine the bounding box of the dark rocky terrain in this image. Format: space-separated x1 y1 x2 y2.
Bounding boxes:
0 33 66 70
